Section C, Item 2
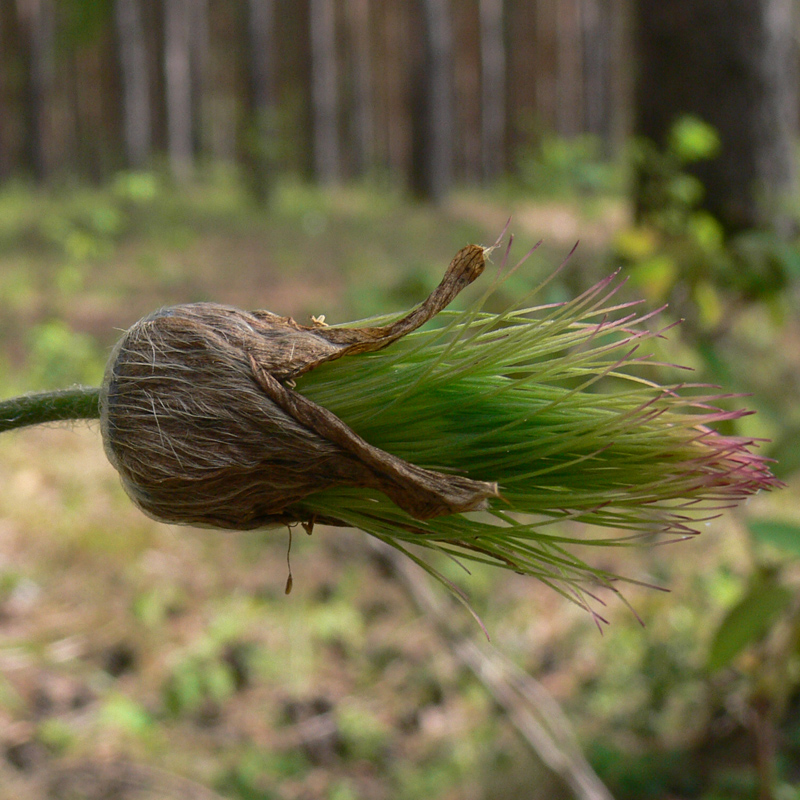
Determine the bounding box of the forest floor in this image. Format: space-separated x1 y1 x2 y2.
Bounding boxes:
0 177 794 800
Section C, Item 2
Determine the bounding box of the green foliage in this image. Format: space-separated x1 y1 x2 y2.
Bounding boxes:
748 520 800 559
634 115 719 230
56 0 113 49
667 116 721 163
0 173 166 263
515 134 621 198
99 694 154 739
161 606 256 717
112 171 160 205
618 115 800 330
33 195 125 272
216 747 313 799
707 574 793 672
336 701 391 763
163 653 239 716
36 718 76 755
216 763 280 800
26 320 105 390
590 744 700 800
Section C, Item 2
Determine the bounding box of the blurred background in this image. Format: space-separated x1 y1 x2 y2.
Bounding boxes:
2 1 800 798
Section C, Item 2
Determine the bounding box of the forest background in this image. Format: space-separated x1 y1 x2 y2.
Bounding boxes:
2 1 800 799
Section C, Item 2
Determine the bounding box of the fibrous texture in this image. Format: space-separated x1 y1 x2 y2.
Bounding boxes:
101 246 497 529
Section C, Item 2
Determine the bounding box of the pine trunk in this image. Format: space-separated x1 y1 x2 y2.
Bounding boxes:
189 0 210 159
411 0 455 201
0 5 10 178
18 0 54 181
479 0 505 181
115 0 151 168
346 0 374 176
245 0 277 202
309 0 340 183
580 0 612 146
163 0 193 181
555 0 583 137
379 0 411 180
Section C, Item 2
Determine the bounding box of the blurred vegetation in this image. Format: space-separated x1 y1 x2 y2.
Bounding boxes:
1 134 800 799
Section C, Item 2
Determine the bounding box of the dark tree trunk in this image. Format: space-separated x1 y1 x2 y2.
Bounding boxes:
555 0 583 137
0 3 13 178
532 1 557 133
506 0 537 159
479 0 505 182
411 0 455 201
378 0 412 180
247 0 275 116
17 0 54 181
581 0 612 146
634 0 798 233
607 0 632 155
115 0 151 168
309 0 340 183
345 0 374 176
244 0 277 202
189 0 210 159
163 0 193 181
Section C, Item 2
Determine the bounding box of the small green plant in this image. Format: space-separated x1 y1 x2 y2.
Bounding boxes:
617 115 800 331
702 517 800 795
26 320 105 390
516 134 620 198
163 653 239 717
99 694 155 740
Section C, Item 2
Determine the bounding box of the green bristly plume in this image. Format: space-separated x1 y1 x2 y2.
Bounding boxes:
288 252 777 614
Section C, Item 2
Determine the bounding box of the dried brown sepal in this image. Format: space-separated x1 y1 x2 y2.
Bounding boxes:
100 245 498 530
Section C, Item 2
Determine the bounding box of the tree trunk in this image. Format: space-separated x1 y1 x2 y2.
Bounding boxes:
345 0 374 176
247 0 275 116
581 0 611 146
606 0 632 156
163 0 193 181
244 0 277 201
378 0 412 181
634 0 798 233
115 0 151 168
0 4 11 178
506 0 536 159
189 0 210 159
555 0 583 137
479 0 505 182
309 0 340 183
17 0 54 181
411 0 455 201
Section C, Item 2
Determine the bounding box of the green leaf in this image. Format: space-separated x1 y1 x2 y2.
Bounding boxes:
708 579 793 672
748 519 800 559
764 433 800 480
668 115 721 163
100 694 153 737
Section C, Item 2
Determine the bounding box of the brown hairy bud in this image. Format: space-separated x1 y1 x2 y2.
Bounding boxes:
100 245 499 530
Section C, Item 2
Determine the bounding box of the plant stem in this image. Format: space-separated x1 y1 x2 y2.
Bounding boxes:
0 387 101 433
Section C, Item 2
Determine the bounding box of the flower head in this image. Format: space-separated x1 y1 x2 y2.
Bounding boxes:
291 240 779 614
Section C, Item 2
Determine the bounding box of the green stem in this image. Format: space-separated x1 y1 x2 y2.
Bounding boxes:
0 387 101 433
